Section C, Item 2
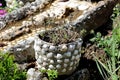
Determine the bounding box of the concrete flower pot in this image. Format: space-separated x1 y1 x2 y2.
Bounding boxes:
34 29 83 75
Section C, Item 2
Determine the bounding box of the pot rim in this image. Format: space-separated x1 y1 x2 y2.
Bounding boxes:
35 31 83 47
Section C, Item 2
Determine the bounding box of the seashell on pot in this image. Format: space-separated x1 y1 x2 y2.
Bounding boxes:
34 28 83 75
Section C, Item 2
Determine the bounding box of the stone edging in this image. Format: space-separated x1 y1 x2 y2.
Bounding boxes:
0 0 54 30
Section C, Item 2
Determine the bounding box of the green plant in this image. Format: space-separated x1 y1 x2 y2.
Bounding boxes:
4 0 19 12
111 3 120 19
90 16 120 80
0 52 26 80
40 69 58 80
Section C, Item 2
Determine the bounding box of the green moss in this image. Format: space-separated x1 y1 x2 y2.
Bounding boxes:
0 52 26 80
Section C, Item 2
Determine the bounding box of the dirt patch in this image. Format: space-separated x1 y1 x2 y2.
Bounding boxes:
39 28 80 45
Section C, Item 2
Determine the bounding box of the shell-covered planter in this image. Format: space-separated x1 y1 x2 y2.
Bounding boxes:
34 30 83 75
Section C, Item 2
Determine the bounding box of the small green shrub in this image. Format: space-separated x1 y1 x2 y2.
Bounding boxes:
40 69 58 80
5 0 19 12
111 4 120 19
0 52 26 80
90 16 120 80
90 4 120 79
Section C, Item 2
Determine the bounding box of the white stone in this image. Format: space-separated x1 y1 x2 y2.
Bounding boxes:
35 40 42 45
73 50 79 55
31 6 37 12
27 68 41 80
57 60 63 63
61 44 67 51
68 67 72 71
19 1 24 6
38 55 42 59
62 69 66 72
70 62 74 66
77 42 82 49
63 64 68 68
64 52 71 57
77 3 90 11
74 61 77 65
37 58 43 64
68 45 75 51
50 60 54 64
56 64 61 69
56 54 63 59
41 67 46 70
71 56 75 60
49 45 56 51
35 46 41 52
6 0 12 4
43 57 47 61
41 49 46 55
49 65 54 69
75 54 81 60
47 52 53 58
42 44 48 49
43 62 48 66
64 59 69 63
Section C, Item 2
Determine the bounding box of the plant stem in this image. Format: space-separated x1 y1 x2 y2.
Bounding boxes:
111 37 117 80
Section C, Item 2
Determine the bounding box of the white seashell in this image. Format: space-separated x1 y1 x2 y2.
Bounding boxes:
47 52 53 58
56 64 61 69
73 50 79 55
49 65 54 69
56 54 63 59
62 69 66 72
64 52 71 57
68 44 75 51
64 59 69 63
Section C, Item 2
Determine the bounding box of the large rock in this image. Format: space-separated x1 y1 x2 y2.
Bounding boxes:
5 37 35 62
27 68 43 80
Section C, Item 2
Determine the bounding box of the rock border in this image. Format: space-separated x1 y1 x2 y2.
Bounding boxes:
0 0 54 30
